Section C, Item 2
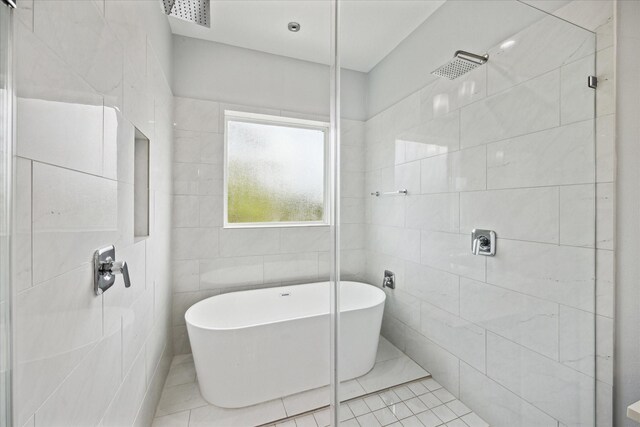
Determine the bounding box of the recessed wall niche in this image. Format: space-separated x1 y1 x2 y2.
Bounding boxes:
134 128 150 238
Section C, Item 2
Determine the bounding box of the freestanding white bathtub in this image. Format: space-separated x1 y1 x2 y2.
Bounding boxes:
185 281 385 408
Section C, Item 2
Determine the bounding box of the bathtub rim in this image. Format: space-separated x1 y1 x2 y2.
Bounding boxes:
185 280 385 332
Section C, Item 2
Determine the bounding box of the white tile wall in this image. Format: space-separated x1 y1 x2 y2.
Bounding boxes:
170 99 367 354
13 1 175 426
365 3 614 426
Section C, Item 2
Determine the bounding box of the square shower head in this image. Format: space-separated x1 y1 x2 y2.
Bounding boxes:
163 0 211 28
431 50 489 80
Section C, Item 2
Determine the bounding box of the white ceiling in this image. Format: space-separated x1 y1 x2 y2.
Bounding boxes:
168 0 446 73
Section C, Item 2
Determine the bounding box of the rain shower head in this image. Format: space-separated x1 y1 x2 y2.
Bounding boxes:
163 0 210 28
431 50 489 80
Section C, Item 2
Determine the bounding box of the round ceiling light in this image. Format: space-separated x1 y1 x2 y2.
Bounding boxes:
288 22 301 32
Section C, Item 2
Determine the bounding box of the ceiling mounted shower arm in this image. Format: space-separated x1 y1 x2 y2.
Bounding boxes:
454 50 489 65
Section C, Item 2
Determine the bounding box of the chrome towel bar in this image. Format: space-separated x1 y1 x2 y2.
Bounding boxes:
370 189 408 197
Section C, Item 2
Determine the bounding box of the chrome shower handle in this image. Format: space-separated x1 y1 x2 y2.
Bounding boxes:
94 245 132 295
472 235 489 255
110 260 131 288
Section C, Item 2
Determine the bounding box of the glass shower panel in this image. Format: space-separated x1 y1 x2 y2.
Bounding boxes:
0 2 12 427
340 1 597 426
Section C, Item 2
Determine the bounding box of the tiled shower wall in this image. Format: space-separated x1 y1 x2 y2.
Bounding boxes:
170 97 366 354
365 6 614 427
13 1 174 426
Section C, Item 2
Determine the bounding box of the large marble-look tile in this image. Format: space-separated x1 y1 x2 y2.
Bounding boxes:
263 252 319 284
173 195 200 228
420 146 486 194
151 411 190 427
279 227 331 253
399 111 459 163
173 130 224 164
384 289 421 331
103 107 135 183
420 231 485 281
14 158 32 293
596 114 615 183
31 162 118 284
419 66 486 122
171 290 218 328
460 71 559 148
369 225 420 263
172 228 219 260
561 54 596 125
487 119 595 189
486 239 594 311
486 333 594 427
404 262 459 316
200 256 264 290
14 265 102 427
595 46 614 117
356 356 428 393
553 0 612 32
35 330 122 427
174 97 220 133
172 260 200 293
101 349 147 427
559 305 596 378
155 380 208 417
405 193 459 233
460 187 559 244
560 184 596 248
173 162 223 196
371 196 405 228
487 15 594 95
404 328 460 397
34 0 124 109
420 302 485 372
460 277 559 359
219 228 280 257
459 363 557 427
188 398 287 427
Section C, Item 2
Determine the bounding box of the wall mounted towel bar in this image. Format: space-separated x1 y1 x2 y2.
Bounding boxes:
370 189 408 197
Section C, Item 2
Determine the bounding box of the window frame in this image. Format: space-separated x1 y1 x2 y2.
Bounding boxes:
223 110 331 229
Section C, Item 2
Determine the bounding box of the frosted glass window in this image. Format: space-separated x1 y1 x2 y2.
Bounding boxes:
225 112 328 226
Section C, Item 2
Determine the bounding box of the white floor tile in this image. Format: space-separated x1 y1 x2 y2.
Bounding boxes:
357 412 383 427
376 336 405 362
416 410 444 427
294 414 318 427
164 362 196 388
392 385 415 401
276 420 297 427
188 398 287 427
340 403 355 421
460 412 489 427
357 356 429 393
406 382 429 396
400 416 425 427
313 408 330 427
432 388 455 404
432 405 457 424
347 398 370 417
373 407 399 426
445 420 467 427
155 383 207 417
404 397 428 415
445 400 471 417
420 379 442 392
418 393 443 409
379 390 402 406
339 419 359 427
151 411 190 427
364 394 387 411
387 402 413 420
282 386 330 417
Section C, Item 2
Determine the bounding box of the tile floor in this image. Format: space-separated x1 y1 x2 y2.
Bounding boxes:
264 378 490 427
152 337 486 426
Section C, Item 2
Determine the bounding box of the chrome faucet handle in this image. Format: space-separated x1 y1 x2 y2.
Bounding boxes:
110 260 131 288
94 246 132 295
471 229 496 256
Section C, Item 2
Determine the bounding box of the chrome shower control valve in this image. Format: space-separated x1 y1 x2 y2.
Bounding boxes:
471 229 496 256
382 270 395 289
94 245 131 295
